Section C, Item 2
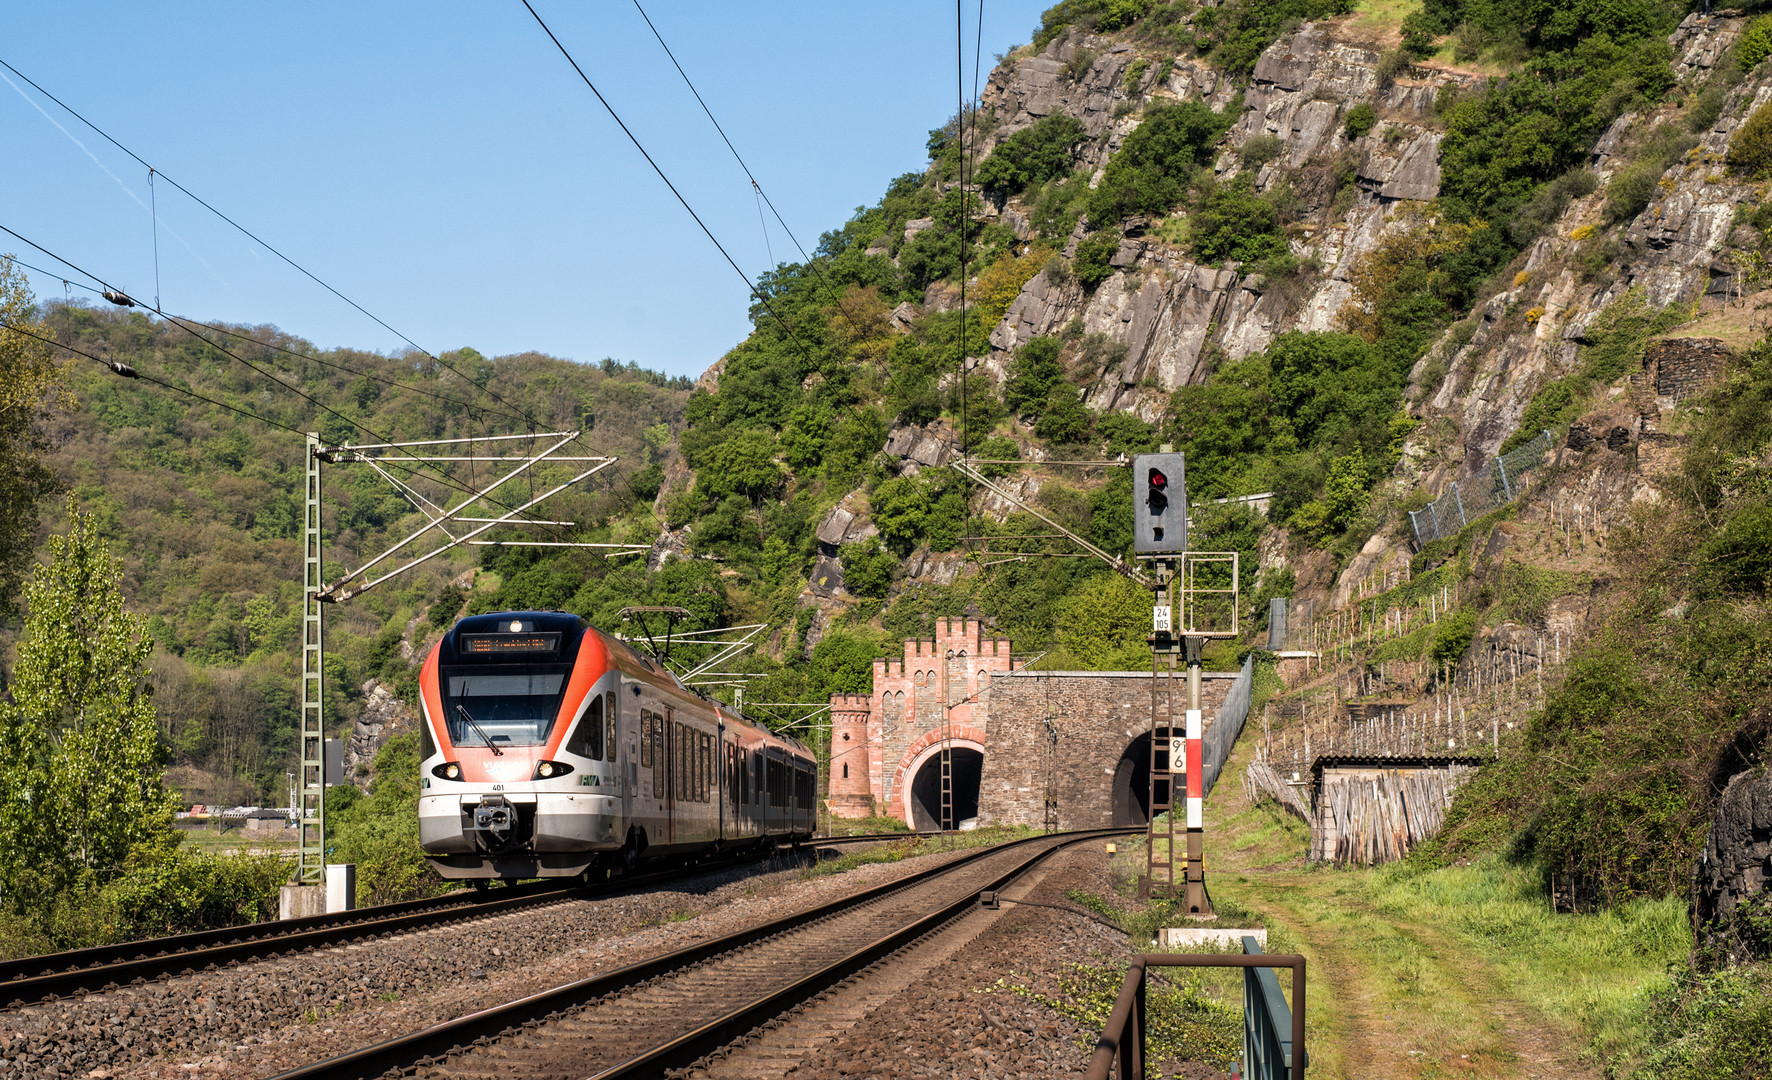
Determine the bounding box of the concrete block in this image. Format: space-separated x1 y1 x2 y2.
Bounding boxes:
326 864 357 913
1158 926 1266 949
279 884 324 920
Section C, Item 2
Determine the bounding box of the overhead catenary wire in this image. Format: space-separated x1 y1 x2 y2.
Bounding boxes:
0 317 310 438
0 56 538 431
520 1 824 375
0 251 538 429
0 227 565 516
628 0 869 332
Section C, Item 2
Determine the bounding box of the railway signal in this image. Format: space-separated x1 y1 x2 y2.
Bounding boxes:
1133 451 1187 555
1136 446 1236 916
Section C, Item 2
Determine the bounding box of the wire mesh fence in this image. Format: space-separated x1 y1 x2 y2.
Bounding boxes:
1408 430 1557 548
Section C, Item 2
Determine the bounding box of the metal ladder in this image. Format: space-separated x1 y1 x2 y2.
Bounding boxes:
1146 647 1180 899
298 434 325 886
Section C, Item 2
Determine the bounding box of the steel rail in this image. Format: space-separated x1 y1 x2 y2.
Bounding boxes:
0 833 915 1006
267 828 1132 1080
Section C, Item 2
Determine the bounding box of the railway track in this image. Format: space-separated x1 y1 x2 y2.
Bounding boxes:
0 832 914 1008
272 828 1129 1080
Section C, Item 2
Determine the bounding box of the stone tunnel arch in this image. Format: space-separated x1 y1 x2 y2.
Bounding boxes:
903 740 985 831
1111 728 1177 827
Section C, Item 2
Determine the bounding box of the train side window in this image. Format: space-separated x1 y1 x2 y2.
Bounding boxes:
605 692 617 761
640 709 654 767
741 749 751 804
568 694 604 759
653 715 666 799
701 734 712 802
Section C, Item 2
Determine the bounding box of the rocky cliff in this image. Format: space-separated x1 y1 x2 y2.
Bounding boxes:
813 10 1766 622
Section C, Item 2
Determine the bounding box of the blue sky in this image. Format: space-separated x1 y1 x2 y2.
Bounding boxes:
3 2 1052 380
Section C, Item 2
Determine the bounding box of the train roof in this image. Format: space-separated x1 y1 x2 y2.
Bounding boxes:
444 611 810 757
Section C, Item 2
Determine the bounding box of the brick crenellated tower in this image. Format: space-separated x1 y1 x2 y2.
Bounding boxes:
827 617 1019 823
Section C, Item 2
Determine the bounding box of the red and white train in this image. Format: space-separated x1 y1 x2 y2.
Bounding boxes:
417 611 817 880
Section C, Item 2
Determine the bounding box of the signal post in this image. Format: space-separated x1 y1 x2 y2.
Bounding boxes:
1134 448 1235 915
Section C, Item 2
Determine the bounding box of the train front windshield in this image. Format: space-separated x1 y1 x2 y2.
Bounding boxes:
443 670 568 747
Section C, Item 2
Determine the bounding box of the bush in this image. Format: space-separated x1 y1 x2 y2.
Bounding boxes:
1005 336 1064 416
1344 103 1377 139
839 540 897 599
1034 383 1095 445
1740 15 1772 71
976 115 1087 197
429 583 466 629
1073 232 1121 289
1191 176 1285 264
1729 103 1772 179
1699 500 1772 595
1430 609 1477 663
1087 100 1236 224
1240 133 1284 167
328 733 448 906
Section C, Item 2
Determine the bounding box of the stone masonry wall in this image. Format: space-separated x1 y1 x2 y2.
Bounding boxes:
1649 336 1732 402
976 671 1232 830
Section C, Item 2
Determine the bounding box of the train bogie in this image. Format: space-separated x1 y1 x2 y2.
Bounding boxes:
417 611 816 881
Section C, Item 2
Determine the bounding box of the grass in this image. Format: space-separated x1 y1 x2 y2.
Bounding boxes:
1193 731 1693 1078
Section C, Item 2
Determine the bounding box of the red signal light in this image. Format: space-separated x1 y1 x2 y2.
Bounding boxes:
1149 469 1167 488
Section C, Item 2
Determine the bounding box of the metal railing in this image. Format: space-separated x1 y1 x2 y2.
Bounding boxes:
1409 430 1556 547
1201 652 1254 798
1083 940 1306 1080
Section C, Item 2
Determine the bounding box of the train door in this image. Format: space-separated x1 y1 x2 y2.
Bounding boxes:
663 708 676 844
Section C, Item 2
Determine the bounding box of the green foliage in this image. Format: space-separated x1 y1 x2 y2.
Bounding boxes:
0 832 289 954
429 583 466 629
1344 103 1377 139
1087 100 1236 224
0 497 179 907
1169 331 1405 523
1608 124 1698 222
1019 961 1240 1072
1729 102 1772 179
1188 0 1357 76
1051 573 1152 669
839 539 897 600
1035 383 1096 445
1073 232 1121 289
1440 30 1675 222
1191 175 1286 265
1031 0 1153 49
1287 450 1371 541
328 733 447 906
1430 609 1477 664
1740 16 1772 71
1239 133 1283 167
976 115 1087 197
1698 500 1772 595
0 260 68 618
1501 290 1686 453
1628 963 1772 1079
869 467 969 556
807 632 887 696
1005 336 1064 417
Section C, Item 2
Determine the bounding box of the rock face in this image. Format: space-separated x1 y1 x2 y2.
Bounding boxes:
1694 766 1772 966
342 679 417 792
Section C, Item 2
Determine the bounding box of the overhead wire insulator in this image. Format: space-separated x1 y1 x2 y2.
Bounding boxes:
101 289 135 307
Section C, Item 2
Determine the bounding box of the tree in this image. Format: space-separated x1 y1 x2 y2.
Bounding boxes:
1087 100 1236 224
977 115 1087 197
1053 573 1150 669
0 497 178 907
0 259 70 617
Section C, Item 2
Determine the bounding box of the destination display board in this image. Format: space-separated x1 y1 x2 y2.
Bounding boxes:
459 632 562 655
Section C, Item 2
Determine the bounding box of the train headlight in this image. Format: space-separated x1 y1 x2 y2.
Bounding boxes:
432 762 462 781
534 760 574 780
